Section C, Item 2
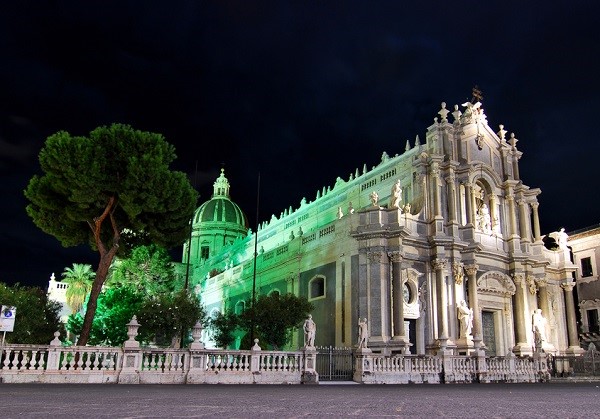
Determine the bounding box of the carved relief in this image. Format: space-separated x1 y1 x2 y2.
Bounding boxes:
526 275 537 295
478 271 516 296
367 251 382 263
418 282 427 315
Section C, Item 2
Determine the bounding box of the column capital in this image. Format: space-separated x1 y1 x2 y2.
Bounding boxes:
431 258 447 271
445 173 456 184
367 251 382 263
535 277 548 288
561 281 576 292
452 261 464 285
506 194 515 202
517 198 527 207
530 202 539 210
512 272 525 285
464 264 479 276
387 251 403 263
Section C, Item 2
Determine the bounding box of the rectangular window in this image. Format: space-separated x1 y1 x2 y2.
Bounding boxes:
581 257 593 278
201 246 209 260
588 309 599 333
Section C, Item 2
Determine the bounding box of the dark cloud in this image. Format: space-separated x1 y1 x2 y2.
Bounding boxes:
2 1 599 287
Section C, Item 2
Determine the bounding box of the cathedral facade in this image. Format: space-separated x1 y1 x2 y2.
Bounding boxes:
181 100 582 356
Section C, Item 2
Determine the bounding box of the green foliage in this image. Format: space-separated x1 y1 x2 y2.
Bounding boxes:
24 124 197 251
24 123 197 345
66 286 144 346
137 290 205 347
0 283 64 344
61 263 95 313
107 244 181 294
209 310 241 349
239 293 313 350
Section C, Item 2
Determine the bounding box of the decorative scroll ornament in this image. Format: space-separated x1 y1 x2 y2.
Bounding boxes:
452 261 464 285
526 275 538 295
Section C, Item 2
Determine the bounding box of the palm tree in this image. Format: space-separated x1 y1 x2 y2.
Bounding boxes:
61 263 95 313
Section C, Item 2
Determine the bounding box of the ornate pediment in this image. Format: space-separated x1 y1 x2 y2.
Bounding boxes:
477 271 516 296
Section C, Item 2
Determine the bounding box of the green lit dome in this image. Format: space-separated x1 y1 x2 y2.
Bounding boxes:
194 197 248 227
192 168 248 231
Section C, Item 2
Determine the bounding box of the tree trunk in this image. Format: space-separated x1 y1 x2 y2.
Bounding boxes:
76 250 115 346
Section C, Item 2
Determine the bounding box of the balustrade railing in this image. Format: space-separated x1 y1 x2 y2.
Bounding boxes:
0 340 559 385
0 342 315 385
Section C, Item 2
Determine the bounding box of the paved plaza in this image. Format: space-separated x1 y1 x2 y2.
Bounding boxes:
1 381 599 418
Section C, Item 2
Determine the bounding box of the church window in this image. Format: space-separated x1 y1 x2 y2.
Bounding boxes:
309 276 325 300
201 246 209 260
234 301 245 315
587 309 599 333
581 257 593 278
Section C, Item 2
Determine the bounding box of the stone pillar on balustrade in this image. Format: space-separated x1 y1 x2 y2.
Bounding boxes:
301 340 319 384
186 321 207 384
118 315 142 384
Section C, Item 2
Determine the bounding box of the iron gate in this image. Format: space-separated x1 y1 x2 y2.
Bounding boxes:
316 346 354 381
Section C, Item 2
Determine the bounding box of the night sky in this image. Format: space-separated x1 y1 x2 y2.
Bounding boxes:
2 1 600 288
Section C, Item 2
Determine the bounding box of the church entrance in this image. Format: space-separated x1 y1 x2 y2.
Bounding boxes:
482 311 497 355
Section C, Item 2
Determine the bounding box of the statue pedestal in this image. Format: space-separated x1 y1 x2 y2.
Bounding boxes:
390 336 412 354
455 336 474 355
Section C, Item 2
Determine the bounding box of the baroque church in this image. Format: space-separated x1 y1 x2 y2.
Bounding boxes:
179 100 583 357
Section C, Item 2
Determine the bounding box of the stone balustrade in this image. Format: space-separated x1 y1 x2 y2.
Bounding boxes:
1 338 551 385
0 342 316 385
354 349 549 384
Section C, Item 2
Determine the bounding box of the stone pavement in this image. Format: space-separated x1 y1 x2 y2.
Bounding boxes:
1 382 599 418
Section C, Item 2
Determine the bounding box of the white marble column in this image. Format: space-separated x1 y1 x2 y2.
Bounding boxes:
506 194 518 237
431 163 442 218
531 202 541 242
465 264 481 339
517 199 531 243
512 273 530 354
446 173 457 223
389 252 408 347
464 181 474 225
432 258 450 344
562 281 582 351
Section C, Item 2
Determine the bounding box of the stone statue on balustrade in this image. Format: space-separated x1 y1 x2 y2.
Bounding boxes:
548 228 569 250
357 317 369 349
369 191 379 208
303 314 316 348
457 300 473 339
390 179 402 209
